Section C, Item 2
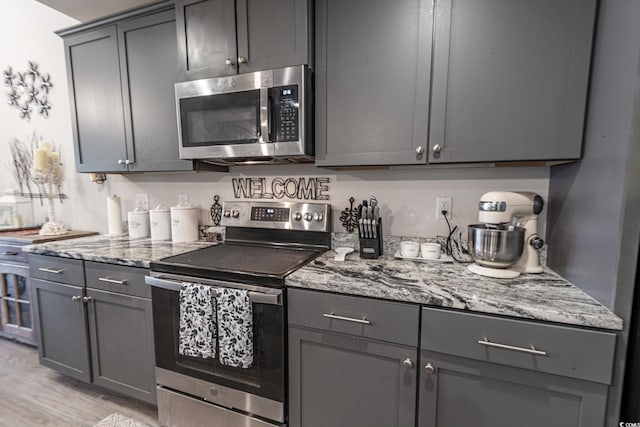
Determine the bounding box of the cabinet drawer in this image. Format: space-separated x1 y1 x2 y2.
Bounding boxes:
85 261 149 298
421 307 616 384
29 254 84 286
288 288 419 346
0 244 27 263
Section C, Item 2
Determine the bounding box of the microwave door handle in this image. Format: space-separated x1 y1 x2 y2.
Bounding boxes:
259 87 270 143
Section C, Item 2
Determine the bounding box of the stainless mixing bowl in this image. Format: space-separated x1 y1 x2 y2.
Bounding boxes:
468 224 525 268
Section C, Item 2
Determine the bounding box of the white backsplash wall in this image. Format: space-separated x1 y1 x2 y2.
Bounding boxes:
74 164 549 240
0 1 550 241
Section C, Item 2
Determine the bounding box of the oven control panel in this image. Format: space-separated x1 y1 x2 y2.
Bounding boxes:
221 201 331 232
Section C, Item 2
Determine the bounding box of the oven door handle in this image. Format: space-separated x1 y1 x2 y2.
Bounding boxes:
144 276 282 306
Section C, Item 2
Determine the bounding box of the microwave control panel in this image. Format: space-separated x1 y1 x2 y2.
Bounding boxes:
272 85 299 142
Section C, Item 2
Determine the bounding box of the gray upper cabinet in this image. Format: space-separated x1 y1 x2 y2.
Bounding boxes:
60 2 210 173
428 0 597 163
315 0 597 167
314 0 433 166
175 0 311 81
64 27 128 173
118 10 193 172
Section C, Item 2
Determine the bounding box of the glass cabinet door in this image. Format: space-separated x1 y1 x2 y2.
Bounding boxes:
0 262 35 345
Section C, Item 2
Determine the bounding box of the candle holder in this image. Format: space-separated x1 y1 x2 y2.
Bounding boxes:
33 162 67 236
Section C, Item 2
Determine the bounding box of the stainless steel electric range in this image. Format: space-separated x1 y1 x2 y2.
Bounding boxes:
145 201 331 427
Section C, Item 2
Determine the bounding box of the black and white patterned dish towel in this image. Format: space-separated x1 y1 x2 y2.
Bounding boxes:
216 287 254 368
178 283 217 358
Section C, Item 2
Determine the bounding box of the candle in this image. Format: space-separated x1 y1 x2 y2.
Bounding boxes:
34 148 49 171
39 140 52 152
50 152 60 169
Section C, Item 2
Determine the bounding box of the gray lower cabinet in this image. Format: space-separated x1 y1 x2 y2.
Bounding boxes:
86 288 156 404
175 0 311 80
288 288 420 427
60 2 204 173
419 307 616 427
314 0 433 166
29 255 156 405
315 0 597 166
31 277 91 383
0 244 36 345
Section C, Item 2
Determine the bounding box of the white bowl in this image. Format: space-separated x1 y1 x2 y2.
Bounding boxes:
400 241 419 258
421 242 441 259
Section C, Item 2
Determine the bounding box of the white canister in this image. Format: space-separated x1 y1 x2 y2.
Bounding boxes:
128 207 150 239
150 204 171 241
171 201 199 243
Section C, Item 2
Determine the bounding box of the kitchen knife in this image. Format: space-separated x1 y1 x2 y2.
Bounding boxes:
372 205 379 239
357 204 364 237
362 200 369 238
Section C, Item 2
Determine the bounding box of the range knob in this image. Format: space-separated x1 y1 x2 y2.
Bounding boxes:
313 213 324 222
293 212 302 221
231 210 240 218
223 210 231 218
304 212 313 221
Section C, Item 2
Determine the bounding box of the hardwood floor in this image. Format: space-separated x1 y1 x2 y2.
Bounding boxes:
0 338 160 427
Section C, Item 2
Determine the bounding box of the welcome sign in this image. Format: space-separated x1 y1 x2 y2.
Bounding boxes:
231 177 330 200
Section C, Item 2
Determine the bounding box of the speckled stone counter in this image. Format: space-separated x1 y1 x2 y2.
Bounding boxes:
22 234 214 268
286 250 623 331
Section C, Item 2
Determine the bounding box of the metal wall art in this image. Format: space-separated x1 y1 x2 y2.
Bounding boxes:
231 177 330 200
4 61 53 121
339 197 359 233
210 195 222 226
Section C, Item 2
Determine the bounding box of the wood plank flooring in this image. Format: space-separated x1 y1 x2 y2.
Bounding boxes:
0 338 160 427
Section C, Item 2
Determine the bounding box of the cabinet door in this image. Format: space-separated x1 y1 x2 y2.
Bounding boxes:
289 326 417 427
31 278 91 383
86 288 156 404
0 262 35 345
118 10 193 172
314 0 433 166
419 351 608 427
64 26 128 173
175 0 237 80
428 0 597 163
236 0 310 74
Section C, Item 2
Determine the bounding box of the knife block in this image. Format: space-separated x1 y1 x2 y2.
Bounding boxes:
359 220 383 259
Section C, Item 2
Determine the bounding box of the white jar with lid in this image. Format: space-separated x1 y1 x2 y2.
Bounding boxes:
128 207 150 239
171 201 199 243
150 204 171 241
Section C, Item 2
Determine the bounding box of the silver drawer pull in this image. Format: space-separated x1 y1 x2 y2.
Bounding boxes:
98 277 128 285
323 312 371 325
478 338 547 356
38 267 64 274
2 251 19 256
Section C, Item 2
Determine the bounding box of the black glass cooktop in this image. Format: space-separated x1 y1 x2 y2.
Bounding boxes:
150 243 323 286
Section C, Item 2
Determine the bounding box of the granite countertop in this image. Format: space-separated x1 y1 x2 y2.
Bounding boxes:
286 250 623 331
22 234 214 268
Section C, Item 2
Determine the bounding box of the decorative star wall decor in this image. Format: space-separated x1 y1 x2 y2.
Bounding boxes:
3 61 53 121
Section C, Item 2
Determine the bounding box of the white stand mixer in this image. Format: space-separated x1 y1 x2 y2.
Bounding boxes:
468 191 545 279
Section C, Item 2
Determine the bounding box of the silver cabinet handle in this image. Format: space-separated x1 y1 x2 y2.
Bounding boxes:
118 159 125 165
225 58 235 66
403 358 414 369
432 144 442 153
424 363 435 375
83 296 93 303
322 312 371 325
124 159 133 165
415 146 424 154
99 277 127 285
238 56 248 64
478 338 547 356
2 251 19 256
71 295 82 301
38 267 63 274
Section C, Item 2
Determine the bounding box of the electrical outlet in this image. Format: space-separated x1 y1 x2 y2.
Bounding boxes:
135 193 149 211
436 197 452 219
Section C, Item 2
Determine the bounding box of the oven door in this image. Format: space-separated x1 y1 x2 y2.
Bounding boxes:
146 274 285 423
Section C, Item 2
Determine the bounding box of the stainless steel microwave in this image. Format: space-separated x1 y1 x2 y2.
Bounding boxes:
175 65 313 166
